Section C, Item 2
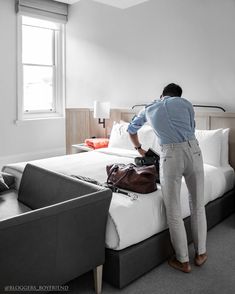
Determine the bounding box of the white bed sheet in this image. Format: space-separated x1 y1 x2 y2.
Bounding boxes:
2 147 235 250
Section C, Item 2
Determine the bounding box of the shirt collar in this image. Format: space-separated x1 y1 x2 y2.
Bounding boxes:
161 96 171 100
152 96 171 104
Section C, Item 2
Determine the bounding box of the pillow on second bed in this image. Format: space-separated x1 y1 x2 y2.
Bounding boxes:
0 172 15 192
109 121 156 151
0 176 9 192
195 129 223 167
221 128 229 166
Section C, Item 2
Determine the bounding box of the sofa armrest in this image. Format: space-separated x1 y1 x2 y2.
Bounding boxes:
0 188 112 287
0 188 111 229
18 164 107 209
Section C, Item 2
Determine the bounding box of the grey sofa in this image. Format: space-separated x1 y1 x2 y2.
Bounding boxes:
0 164 112 293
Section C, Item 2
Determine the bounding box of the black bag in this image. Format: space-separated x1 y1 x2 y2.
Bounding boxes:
134 148 160 183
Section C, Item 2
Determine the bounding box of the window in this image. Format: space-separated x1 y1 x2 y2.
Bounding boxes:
17 16 65 121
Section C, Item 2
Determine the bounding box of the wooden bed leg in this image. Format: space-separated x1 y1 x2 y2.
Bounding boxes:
93 264 103 294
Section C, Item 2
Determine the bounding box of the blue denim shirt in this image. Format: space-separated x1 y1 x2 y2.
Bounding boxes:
127 96 196 145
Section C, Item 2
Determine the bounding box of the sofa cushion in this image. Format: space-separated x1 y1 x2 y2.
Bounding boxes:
18 164 105 210
0 191 32 221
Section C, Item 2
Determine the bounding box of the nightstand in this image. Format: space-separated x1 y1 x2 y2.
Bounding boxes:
72 144 94 153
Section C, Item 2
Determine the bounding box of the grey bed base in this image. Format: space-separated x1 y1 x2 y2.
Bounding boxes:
103 189 235 288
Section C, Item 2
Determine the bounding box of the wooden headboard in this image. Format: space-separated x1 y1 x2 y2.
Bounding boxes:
66 108 235 170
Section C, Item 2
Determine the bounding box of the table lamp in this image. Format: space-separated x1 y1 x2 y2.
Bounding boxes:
94 101 110 128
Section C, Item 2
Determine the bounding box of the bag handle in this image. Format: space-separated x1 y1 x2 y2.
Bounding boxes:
106 165 138 200
72 173 138 200
106 164 118 184
107 164 133 187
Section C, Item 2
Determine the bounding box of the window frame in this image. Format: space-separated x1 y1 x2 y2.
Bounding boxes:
17 15 65 122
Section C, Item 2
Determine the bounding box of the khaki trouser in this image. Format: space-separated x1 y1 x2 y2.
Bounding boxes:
160 139 207 263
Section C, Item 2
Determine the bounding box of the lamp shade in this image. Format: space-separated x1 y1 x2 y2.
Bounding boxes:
94 101 110 119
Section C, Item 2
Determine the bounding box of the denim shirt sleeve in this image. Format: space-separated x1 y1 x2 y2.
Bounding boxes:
127 108 147 134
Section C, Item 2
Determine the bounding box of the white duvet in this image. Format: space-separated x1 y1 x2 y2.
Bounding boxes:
2 147 235 250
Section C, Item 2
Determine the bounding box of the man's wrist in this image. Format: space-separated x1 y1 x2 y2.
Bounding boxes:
134 144 142 150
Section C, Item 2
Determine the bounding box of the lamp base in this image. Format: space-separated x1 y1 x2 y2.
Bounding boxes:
98 118 106 128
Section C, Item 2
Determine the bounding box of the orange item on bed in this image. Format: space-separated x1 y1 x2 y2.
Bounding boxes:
84 138 109 149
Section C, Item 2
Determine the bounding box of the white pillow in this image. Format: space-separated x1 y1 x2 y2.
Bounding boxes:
195 129 223 167
108 122 133 150
108 121 156 151
221 128 229 166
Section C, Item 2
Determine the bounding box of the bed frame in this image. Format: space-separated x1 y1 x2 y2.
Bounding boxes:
104 189 235 288
65 108 235 288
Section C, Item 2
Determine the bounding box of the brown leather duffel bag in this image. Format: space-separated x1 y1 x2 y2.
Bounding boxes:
106 163 157 194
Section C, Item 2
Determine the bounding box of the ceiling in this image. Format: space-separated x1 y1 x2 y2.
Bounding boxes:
55 0 150 9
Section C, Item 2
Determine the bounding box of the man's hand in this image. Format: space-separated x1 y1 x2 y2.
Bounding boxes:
128 132 146 156
138 148 147 157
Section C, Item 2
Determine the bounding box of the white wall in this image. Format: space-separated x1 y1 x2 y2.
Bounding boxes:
0 0 65 167
66 0 235 111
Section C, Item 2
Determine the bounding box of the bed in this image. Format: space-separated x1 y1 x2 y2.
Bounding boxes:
2 110 235 288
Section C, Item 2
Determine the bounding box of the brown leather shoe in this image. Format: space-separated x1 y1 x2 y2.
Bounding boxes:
168 257 191 273
194 253 208 266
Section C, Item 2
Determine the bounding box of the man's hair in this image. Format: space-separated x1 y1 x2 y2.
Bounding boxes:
162 83 182 97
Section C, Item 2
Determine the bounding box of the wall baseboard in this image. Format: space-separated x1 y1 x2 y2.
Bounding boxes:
0 148 66 170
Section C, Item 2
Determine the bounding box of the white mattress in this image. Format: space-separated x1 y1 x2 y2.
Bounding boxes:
2 148 235 251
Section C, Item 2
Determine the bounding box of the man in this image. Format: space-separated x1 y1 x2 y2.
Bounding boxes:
127 83 207 273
